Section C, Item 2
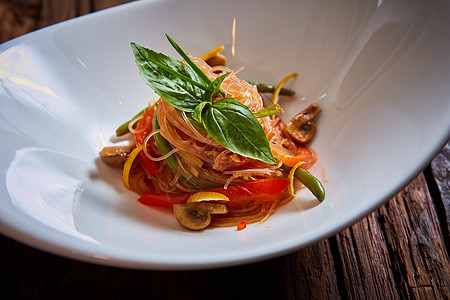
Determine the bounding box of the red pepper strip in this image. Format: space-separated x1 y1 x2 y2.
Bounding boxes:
138 178 290 208
134 106 158 175
138 193 190 207
277 145 312 168
237 221 247 231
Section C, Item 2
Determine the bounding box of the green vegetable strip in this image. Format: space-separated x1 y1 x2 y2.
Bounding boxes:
115 107 149 136
281 164 325 202
153 109 219 189
254 104 284 118
165 34 225 97
248 81 295 96
153 110 179 173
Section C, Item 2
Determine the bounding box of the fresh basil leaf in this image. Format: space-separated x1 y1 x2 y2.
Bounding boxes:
165 35 211 85
192 102 210 123
131 42 204 112
185 112 208 134
254 104 284 118
204 72 229 103
202 98 276 164
165 34 225 97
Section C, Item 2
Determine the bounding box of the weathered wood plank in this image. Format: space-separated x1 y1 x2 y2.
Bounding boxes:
335 173 450 299
381 173 450 299
0 0 41 42
0 232 342 299
335 212 399 299
0 0 134 43
279 239 341 299
430 142 450 233
37 0 99 28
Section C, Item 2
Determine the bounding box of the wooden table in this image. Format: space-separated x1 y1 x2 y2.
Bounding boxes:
1 1 449 299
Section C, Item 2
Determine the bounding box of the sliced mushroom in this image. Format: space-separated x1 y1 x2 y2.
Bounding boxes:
173 202 228 230
285 103 322 144
99 144 136 168
205 53 227 67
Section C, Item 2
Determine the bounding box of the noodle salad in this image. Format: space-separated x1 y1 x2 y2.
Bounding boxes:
99 35 324 230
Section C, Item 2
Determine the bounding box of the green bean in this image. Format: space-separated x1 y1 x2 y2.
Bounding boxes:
247 81 296 97
115 107 149 136
153 110 220 189
153 110 180 173
254 104 284 118
281 164 325 202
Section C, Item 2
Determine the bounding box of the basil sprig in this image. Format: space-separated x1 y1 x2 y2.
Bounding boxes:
131 42 204 112
203 98 277 164
131 36 276 164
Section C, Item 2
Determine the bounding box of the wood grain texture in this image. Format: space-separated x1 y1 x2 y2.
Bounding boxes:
0 1 449 299
379 173 449 299
0 0 133 43
431 143 450 234
279 240 340 299
335 214 399 299
0 0 41 42
0 234 341 299
333 171 450 300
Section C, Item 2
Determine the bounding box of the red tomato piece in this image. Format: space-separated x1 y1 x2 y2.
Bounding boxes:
138 193 190 208
237 221 247 231
134 106 158 175
215 178 290 208
278 145 312 168
138 178 290 209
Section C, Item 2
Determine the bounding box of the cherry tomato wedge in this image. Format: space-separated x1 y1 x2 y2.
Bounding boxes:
138 178 290 208
277 145 312 167
134 106 158 175
237 221 247 231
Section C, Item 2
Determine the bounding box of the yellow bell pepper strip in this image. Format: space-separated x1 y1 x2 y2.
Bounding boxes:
271 73 298 106
200 45 225 61
122 145 144 190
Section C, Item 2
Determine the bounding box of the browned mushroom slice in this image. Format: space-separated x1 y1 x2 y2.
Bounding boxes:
205 53 227 67
173 202 228 230
99 144 136 168
285 103 322 144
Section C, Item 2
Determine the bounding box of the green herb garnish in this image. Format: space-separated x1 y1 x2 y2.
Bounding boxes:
254 104 284 118
202 98 276 164
153 110 219 189
115 106 149 136
131 35 276 164
131 42 204 112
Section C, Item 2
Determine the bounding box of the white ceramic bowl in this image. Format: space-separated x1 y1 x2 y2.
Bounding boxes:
1 0 449 270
